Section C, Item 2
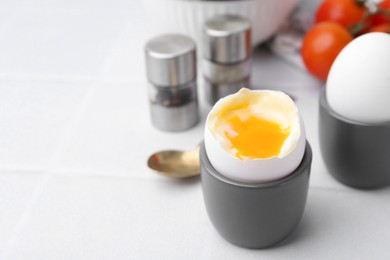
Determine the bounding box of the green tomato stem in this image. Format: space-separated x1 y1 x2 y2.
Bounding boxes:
349 0 390 37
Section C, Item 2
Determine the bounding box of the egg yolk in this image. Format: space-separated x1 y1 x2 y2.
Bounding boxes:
225 115 291 160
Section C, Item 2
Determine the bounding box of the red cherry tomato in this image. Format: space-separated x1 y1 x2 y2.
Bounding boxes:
315 0 366 28
301 22 353 81
372 0 390 25
369 23 390 33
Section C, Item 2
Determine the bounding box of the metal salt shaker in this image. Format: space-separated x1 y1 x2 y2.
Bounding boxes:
145 34 199 131
203 15 252 105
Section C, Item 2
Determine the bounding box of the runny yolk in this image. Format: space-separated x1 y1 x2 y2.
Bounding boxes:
225 115 290 160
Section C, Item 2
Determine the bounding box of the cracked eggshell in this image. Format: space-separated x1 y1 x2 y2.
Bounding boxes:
204 89 306 183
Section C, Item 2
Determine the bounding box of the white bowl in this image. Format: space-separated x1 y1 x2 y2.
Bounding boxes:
142 0 298 51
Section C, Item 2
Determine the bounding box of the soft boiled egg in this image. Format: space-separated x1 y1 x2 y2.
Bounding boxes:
204 88 306 183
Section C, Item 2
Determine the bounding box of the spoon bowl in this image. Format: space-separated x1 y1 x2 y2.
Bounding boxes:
147 147 200 178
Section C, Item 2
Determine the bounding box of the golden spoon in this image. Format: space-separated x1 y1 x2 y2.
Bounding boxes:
147 146 200 178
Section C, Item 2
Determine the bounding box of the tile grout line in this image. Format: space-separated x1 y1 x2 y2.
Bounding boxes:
0 5 129 256
99 19 139 75
0 166 45 175
2 8 179 256
17 6 134 17
0 73 137 85
42 83 101 172
0 172 51 260
0 80 101 258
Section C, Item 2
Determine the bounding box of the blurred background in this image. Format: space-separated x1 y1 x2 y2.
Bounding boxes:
2 0 390 259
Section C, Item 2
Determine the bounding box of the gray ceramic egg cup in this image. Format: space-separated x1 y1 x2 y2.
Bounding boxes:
319 89 390 189
200 142 312 249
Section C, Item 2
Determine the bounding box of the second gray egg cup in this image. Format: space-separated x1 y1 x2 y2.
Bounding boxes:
319 89 390 189
200 142 312 249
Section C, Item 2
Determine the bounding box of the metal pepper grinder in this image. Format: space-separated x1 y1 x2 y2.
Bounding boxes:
203 15 252 105
145 34 199 131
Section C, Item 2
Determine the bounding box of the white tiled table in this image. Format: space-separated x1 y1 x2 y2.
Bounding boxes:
1 1 390 259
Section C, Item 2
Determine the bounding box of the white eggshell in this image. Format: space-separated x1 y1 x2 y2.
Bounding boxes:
327 32 390 123
204 89 306 183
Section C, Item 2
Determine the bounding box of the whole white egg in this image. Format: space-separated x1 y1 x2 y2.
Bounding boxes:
204 88 306 183
327 32 390 123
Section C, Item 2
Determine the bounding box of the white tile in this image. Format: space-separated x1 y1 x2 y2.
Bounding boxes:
0 0 27 9
0 11 128 78
0 79 90 170
251 48 322 93
290 187 390 260
0 171 47 252
2 175 208 260
101 22 146 82
3 175 390 260
0 10 19 36
100 1 146 82
23 0 140 13
53 82 205 178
